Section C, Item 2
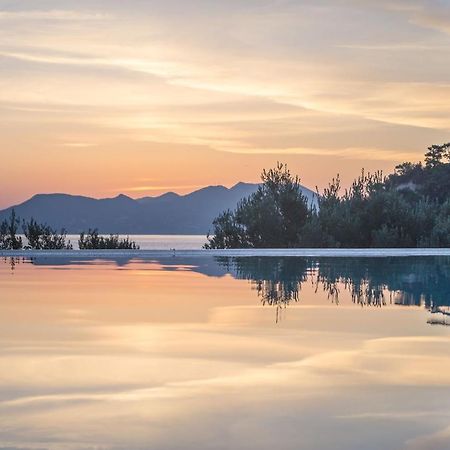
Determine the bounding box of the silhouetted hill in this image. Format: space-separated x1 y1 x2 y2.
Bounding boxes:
0 182 317 234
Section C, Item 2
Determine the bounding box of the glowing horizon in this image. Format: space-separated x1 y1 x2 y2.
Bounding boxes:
1 0 450 208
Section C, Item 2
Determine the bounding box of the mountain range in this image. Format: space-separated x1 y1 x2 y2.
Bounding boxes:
0 183 317 234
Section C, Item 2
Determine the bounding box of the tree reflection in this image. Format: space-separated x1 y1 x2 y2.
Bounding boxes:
2 255 450 325
217 256 450 323
1 256 30 273
217 257 312 321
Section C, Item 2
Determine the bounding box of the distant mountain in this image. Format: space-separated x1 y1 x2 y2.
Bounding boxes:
0 182 317 234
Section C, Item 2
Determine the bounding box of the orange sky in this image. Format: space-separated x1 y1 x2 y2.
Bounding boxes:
1 1 450 208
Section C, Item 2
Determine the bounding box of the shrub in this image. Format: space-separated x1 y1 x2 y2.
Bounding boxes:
0 210 23 250
78 229 139 250
23 218 72 250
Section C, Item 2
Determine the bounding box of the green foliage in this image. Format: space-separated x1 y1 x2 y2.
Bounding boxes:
424 143 450 168
0 214 139 251
0 210 23 250
388 143 450 203
428 200 450 247
206 144 450 249
23 218 72 250
206 210 248 249
205 163 311 248
78 229 139 250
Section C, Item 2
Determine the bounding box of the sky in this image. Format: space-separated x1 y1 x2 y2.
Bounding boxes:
1 0 450 208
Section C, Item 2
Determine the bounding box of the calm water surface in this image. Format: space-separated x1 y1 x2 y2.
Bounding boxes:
1 256 450 450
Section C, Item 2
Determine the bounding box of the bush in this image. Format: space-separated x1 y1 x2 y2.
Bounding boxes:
23 218 72 250
0 210 23 250
78 229 139 249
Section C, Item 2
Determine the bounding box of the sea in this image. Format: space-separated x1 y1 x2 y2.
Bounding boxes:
21 234 207 250
29 234 207 250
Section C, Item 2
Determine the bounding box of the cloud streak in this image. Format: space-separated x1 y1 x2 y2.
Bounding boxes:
0 9 110 21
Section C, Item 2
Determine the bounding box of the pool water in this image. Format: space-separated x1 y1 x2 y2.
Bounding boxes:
1 256 450 450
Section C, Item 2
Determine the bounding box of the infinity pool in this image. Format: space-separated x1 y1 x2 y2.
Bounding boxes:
1 256 450 450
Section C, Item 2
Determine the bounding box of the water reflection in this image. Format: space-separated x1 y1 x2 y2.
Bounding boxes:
1 256 31 272
217 257 309 322
5 255 450 324
1 256 450 450
218 257 450 323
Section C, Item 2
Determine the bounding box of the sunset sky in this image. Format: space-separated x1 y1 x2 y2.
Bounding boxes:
1 0 450 208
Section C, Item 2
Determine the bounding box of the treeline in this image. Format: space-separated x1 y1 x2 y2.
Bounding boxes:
206 143 450 248
0 213 139 250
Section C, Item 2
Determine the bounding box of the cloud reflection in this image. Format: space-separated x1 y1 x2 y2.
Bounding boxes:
0 257 450 449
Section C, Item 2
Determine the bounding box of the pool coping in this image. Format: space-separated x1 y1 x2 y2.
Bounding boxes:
1 249 450 258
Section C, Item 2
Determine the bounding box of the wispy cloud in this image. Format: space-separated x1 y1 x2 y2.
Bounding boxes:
335 43 450 51
0 9 110 21
117 184 202 192
1 0 450 204
62 142 97 148
217 146 420 161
